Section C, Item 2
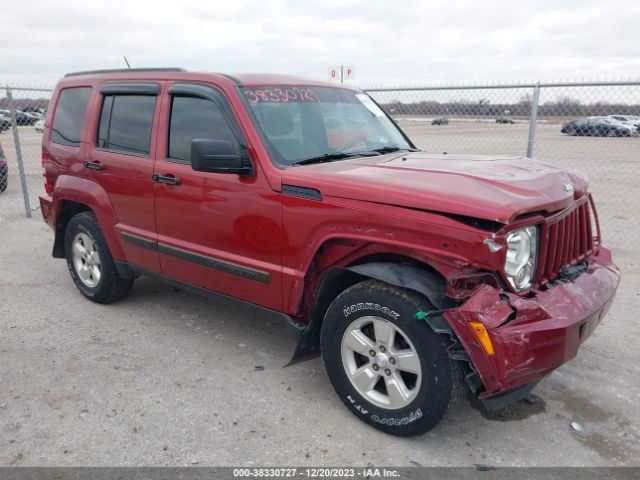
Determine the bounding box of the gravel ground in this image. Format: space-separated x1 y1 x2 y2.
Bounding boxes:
1 217 639 467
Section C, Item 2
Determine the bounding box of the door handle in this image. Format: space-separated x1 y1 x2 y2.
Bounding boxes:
83 160 105 170
152 173 181 186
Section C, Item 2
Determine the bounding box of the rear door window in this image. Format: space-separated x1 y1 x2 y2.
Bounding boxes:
51 87 92 147
97 95 157 156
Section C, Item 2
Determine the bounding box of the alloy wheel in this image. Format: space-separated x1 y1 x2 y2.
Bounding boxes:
72 232 101 288
341 316 422 410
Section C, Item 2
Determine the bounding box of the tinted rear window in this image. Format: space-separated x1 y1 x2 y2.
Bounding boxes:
51 87 92 147
97 95 156 155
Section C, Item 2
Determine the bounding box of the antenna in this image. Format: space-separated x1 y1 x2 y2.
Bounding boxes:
123 56 131 69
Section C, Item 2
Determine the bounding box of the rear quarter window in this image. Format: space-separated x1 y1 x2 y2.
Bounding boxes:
51 87 92 147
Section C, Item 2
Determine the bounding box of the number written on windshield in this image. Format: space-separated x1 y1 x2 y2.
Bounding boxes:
243 87 320 104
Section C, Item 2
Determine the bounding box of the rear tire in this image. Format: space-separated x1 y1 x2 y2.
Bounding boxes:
321 280 462 436
64 211 134 303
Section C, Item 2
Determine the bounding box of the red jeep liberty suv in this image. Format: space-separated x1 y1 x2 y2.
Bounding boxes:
40 68 619 436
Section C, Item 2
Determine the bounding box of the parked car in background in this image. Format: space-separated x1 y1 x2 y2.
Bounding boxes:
0 139 7 192
35 119 45 133
22 107 46 118
14 111 39 126
0 114 11 133
0 110 12 126
431 116 449 125
561 117 636 137
608 115 640 127
0 109 39 126
561 119 588 135
26 111 45 120
495 115 514 124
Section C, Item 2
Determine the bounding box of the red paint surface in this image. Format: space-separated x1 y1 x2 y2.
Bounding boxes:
445 249 619 397
39 71 619 399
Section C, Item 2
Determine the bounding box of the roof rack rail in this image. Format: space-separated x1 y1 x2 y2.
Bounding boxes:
65 68 185 77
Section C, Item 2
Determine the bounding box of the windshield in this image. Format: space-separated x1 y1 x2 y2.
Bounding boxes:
241 86 413 167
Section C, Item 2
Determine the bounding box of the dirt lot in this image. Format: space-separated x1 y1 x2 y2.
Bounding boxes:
1 223 640 466
1 121 639 467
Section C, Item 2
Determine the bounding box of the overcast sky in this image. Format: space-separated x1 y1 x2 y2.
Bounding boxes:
2 0 639 87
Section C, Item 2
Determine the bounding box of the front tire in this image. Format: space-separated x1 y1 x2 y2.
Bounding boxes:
64 212 134 303
321 280 461 436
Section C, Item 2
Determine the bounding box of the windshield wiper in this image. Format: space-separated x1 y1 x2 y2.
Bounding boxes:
369 146 419 154
292 151 373 166
292 146 418 167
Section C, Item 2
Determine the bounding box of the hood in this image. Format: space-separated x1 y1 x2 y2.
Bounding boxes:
281 152 589 224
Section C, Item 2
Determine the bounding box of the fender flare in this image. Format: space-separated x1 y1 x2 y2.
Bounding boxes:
287 261 453 365
51 175 123 259
346 261 452 310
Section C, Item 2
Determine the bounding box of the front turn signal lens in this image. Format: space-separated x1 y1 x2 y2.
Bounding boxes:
469 321 495 356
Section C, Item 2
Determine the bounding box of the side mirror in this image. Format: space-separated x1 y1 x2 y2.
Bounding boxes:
191 139 253 175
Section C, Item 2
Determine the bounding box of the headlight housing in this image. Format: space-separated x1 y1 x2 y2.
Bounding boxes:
504 226 538 291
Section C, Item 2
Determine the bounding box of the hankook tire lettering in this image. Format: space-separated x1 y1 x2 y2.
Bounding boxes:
371 409 423 426
343 303 400 319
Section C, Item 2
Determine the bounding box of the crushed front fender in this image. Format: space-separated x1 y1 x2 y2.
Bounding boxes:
443 248 620 400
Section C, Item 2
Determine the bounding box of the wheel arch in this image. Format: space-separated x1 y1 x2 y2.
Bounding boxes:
51 175 122 260
52 199 93 257
289 251 453 365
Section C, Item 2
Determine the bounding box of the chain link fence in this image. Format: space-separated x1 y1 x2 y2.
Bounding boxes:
0 86 52 222
0 81 637 254
366 81 640 254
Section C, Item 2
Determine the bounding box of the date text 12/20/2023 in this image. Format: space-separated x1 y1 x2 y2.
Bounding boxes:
232 467 402 478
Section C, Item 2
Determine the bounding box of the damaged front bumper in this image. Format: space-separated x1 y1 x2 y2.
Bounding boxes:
442 247 620 408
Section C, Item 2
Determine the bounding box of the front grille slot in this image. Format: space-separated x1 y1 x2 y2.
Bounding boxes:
538 196 598 284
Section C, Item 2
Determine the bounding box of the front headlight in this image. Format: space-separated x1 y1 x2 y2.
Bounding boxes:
504 226 538 291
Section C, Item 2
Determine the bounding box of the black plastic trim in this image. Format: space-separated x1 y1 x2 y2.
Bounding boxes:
65 68 184 77
113 260 299 338
423 310 485 395
286 267 362 365
100 83 161 95
347 262 453 310
481 380 541 411
120 232 269 283
157 243 271 284
169 83 224 101
282 185 323 201
121 232 158 251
